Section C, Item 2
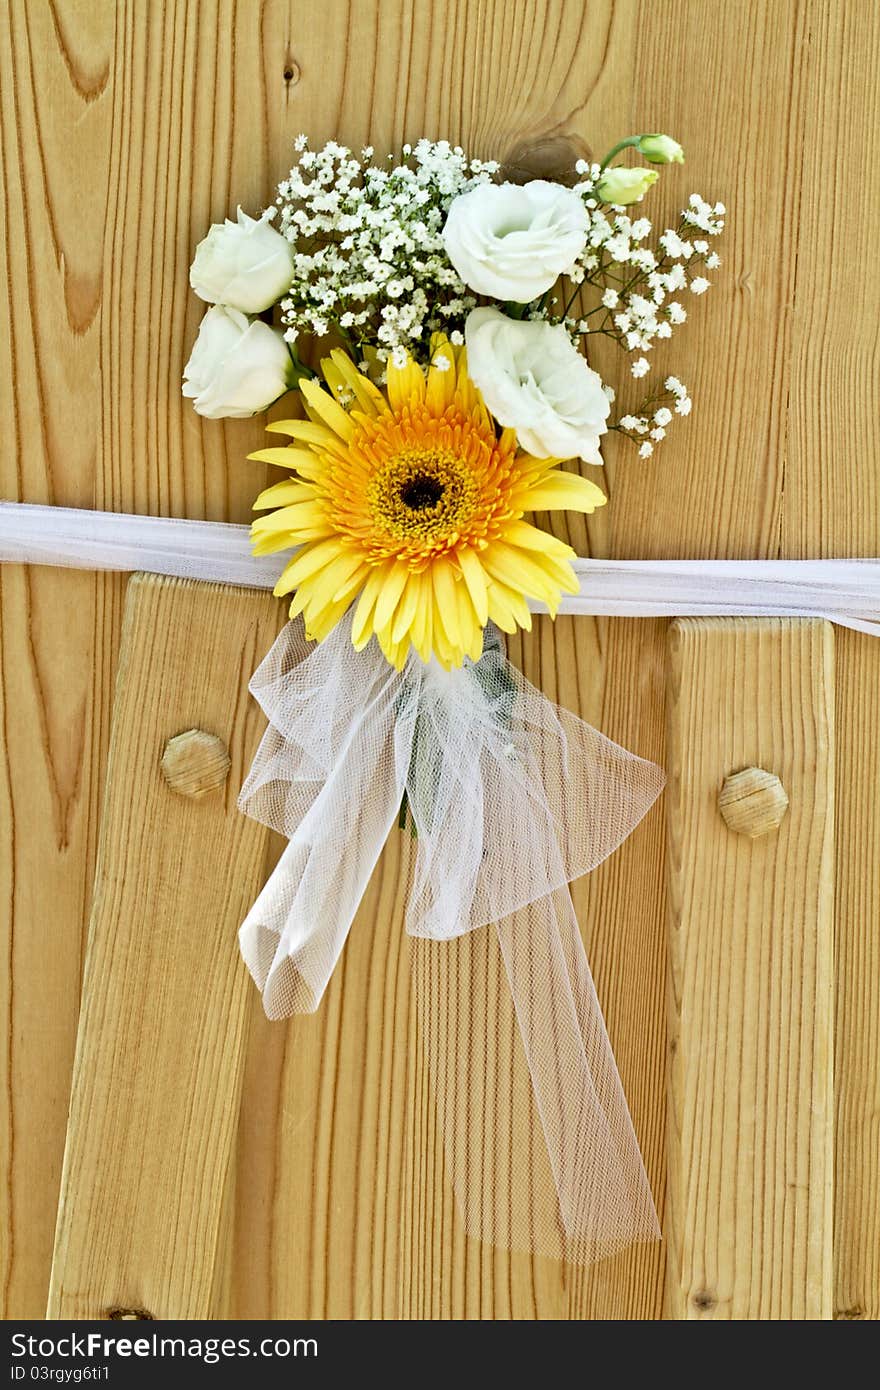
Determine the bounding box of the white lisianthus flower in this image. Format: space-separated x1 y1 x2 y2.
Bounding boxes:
637 134 685 165
182 306 294 419
442 180 589 302
465 307 610 464
595 166 659 206
190 207 295 313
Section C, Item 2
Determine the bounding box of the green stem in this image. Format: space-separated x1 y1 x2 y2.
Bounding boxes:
288 347 317 381
598 135 642 172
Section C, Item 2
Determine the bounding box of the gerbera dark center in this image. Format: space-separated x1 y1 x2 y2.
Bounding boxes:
400 473 445 511
367 446 479 548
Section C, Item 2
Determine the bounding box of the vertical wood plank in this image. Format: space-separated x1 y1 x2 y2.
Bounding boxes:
0 0 302 1316
781 0 880 1322
0 0 118 1316
47 575 279 1320
665 618 835 1320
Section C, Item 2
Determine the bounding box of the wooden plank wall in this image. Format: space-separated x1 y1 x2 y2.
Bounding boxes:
1 0 878 1319
666 619 835 1319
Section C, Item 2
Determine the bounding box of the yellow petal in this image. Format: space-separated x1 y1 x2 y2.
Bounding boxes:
456 546 489 625
455 574 483 656
252 479 316 510
327 350 390 417
487 580 533 633
303 589 360 642
431 559 460 646
252 523 331 556
501 519 576 559
300 376 356 440
319 356 349 403
373 562 410 633
532 552 580 595
264 418 305 436
524 471 607 514
351 563 392 647
391 571 423 643
248 446 324 472
274 537 349 590
296 550 365 617
481 542 562 606
485 583 518 634
273 557 302 596
251 502 326 535
274 420 350 460
426 347 455 415
412 581 433 662
466 622 484 663
386 353 425 412
454 348 491 427
252 532 299 558
287 585 310 619
377 628 408 670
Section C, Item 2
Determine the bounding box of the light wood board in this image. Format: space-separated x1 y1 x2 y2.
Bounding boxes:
666 618 835 1319
47 574 280 1319
1 0 877 1319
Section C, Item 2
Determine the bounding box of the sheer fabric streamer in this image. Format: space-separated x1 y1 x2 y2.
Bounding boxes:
238 616 665 1262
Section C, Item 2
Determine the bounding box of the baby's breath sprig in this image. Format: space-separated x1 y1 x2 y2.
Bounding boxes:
542 159 725 457
274 137 499 371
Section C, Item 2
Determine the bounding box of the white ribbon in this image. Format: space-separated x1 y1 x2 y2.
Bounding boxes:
4 499 880 1261
3 502 880 631
238 616 664 1260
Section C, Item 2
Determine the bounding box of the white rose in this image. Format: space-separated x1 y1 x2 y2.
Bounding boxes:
442 180 588 302
182 306 294 419
189 207 295 313
465 307 610 464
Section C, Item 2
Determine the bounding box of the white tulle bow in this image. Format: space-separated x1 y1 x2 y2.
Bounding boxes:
238 616 665 1262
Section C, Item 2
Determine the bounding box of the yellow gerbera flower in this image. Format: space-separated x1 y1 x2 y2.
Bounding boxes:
249 335 606 669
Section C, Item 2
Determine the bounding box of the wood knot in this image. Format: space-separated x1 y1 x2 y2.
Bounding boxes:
501 133 591 186
718 766 788 837
160 729 231 798
691 1288 717 1312
107 1306 154 1320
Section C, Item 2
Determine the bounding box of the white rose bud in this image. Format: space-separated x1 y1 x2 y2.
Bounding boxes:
189 207 295 314
442 180 589 302
182 306 294 419
595 166 659 206
465 307 610 464
637 133 685 164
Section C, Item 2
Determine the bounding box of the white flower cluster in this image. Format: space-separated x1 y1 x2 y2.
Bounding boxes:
183 131 726 462
274 137 499 365
617 378 692 457
544 168 726 454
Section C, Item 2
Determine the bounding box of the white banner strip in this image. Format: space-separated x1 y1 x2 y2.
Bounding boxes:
1 502 879 634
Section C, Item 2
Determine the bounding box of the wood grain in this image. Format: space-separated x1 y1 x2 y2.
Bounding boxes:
780 0 880 1322
665 619 835 1319
47 574 279 1319
0 0 878 1320
0 0 119 1318
0 0 297 1317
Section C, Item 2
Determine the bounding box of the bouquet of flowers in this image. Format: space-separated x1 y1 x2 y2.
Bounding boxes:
180 133 725 1264
183 133 724 669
